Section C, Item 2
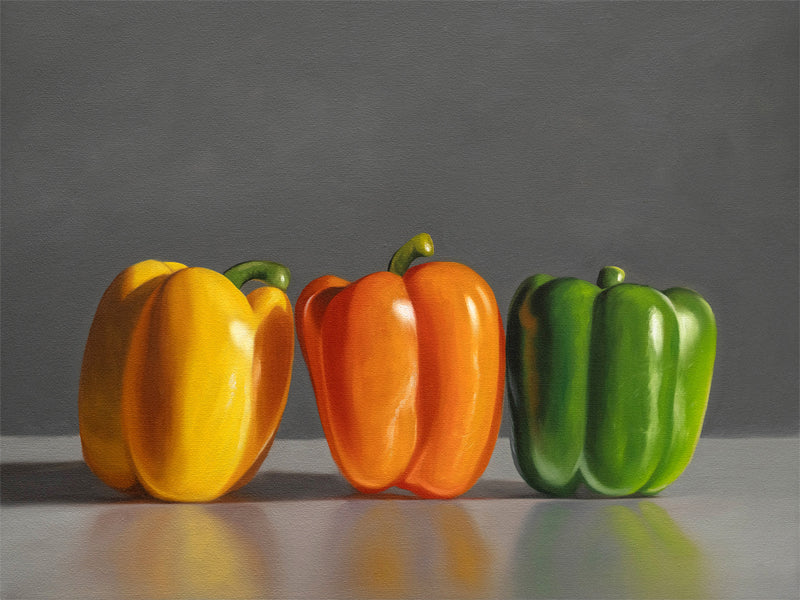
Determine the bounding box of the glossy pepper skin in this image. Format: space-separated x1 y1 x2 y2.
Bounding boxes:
296 234 505 498
507 266 716 497
78 259 294 502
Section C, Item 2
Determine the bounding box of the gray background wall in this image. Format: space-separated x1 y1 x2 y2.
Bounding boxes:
2 1 797 437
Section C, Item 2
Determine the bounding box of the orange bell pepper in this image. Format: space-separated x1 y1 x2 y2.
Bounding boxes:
296 234 505 498
78 259 294 502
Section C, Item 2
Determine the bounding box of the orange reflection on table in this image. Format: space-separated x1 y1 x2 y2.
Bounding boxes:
338 500 493 598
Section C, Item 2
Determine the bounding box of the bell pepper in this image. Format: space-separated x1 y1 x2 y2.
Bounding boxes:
78 259 294 502
296 234 505 499
507 266 716 497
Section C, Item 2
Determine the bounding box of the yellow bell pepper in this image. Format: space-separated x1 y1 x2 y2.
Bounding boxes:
78 259 294 502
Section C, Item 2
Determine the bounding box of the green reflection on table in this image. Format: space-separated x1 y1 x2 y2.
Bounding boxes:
514 500 710 599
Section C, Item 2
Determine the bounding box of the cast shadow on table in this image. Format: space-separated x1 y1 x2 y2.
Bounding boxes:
1 461 542 504
237 475 640 501
0 462 352 504
0 462 132 504
232 470 539 501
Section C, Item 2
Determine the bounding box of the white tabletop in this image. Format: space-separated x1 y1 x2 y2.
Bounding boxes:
2 436 798 599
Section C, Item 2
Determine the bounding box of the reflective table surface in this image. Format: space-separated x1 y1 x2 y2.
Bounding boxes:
2 436 798 599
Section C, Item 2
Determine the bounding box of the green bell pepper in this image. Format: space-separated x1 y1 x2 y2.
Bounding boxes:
506 266 716 496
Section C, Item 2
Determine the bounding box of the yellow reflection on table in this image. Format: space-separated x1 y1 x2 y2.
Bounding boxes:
86 503 275 599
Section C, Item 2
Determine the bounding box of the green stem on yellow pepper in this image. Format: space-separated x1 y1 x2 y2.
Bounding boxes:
223 261 291 292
